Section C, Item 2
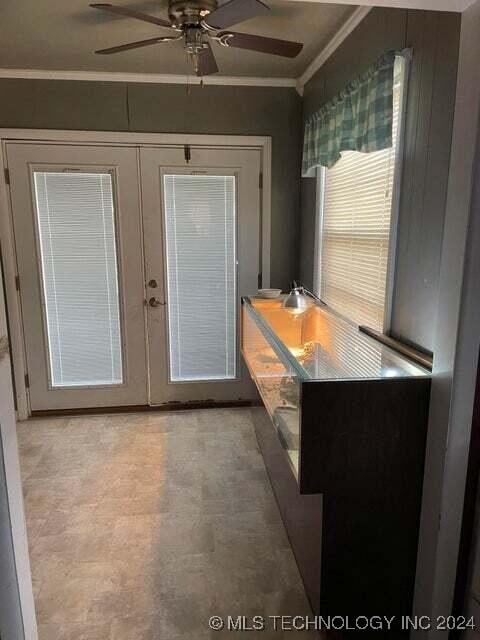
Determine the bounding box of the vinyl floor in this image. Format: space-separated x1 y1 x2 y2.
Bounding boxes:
17 408 317 639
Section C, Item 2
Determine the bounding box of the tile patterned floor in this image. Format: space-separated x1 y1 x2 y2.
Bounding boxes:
17 408 316 639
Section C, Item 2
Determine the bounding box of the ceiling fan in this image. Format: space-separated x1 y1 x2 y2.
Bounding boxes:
90 1 303 77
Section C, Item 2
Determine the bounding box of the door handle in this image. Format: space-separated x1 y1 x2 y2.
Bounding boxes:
148 297 165 308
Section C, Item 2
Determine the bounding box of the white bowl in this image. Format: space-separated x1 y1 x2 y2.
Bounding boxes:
257 288 282 299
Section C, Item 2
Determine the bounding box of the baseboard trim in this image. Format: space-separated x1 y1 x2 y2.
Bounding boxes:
30 399 262 418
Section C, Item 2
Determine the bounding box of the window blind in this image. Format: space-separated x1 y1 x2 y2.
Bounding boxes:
163 174 236 381
33 172 123 387
318 56 404 331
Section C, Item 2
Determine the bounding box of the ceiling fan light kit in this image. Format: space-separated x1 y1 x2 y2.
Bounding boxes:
90 0 303 77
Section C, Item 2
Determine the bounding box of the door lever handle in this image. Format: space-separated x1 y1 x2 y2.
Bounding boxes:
148 297 165 308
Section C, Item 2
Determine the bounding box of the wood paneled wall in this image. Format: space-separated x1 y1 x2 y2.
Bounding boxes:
299 8 461 352
0 81 302 291
0 7 462 350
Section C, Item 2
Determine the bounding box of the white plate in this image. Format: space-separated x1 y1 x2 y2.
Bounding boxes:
257 288 282 299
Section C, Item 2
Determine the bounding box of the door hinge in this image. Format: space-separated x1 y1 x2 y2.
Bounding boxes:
184 145 191 164
259 172 263 189
15 275 20 291
258 273 262 288
24 374 30 389
4 168 10 185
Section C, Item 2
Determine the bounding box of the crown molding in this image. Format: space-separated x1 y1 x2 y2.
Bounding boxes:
8 0 462 97
0 68 298 90
0 6 371 96
277 0 470 10
296 6 372 92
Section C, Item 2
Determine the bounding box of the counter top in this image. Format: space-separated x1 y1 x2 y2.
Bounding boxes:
243 296 429 382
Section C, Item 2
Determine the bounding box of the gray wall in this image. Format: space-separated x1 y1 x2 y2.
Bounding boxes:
413 0 480 633
0 80 302 291
0 264 23 639
0 6 461 350
299 8 461 352
0 439 23 640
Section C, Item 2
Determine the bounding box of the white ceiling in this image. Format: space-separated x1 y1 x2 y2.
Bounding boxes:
0 0 356 78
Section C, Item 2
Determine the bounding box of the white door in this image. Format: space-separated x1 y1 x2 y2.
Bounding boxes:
6 143 148 411
140 147 260 404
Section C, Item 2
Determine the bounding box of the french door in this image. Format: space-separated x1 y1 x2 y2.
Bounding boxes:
6 142 260 411
7 144 148 411
140 147 260 404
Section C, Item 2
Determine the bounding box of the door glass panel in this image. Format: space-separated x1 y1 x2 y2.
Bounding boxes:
163 174 236 381
33 171 123 387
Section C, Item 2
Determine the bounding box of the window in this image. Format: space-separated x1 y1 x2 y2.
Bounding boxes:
33 171 123 387
163 174 237 381
316 55 406 331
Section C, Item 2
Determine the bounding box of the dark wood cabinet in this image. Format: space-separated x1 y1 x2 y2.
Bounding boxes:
242 297 431 636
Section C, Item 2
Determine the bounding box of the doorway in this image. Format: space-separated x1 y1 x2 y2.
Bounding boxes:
4 136 267 413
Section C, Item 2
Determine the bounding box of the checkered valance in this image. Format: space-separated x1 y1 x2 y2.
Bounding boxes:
302 51 396 176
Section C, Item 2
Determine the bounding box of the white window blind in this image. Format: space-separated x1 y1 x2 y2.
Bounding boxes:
318 56 404 331
163 174 236 381
33 171 123 387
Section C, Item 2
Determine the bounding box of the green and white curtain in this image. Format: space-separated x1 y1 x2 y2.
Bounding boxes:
302 51 397 176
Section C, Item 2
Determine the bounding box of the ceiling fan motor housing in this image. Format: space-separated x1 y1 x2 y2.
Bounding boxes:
168 0 218 26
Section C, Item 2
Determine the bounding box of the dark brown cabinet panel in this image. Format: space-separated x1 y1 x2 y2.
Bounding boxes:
243 298 431 636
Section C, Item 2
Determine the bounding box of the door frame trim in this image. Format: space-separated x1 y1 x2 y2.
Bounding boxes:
0 129 272 418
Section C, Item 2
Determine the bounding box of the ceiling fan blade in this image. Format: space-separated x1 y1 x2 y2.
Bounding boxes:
90 3 173 29
95 36 176 54
196 42 219 76
205 0 269 29
221 31 303 57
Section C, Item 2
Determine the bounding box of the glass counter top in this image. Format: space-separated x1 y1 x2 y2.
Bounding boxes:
243 297 430 382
